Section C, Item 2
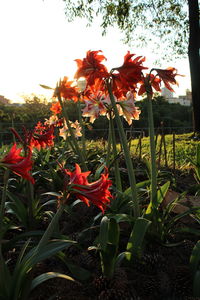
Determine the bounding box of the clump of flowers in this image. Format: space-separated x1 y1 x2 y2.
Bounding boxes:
30 124 55 150
10 123 55 152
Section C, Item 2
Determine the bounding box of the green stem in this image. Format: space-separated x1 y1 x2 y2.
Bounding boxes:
106 121 112 166
107 81 139 217
36 203 65 251
0 169 10 259
67 136 77 154
109 116 122 192
0 169 10 235
27 182 34 230
77 99 86 158
146 92 157 205
58 94 87 171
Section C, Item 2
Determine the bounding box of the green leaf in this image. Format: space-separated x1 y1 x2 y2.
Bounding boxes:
196 144 200 181
124 179 151 196
63 261 91 281
39 84 54 90
11 240 76 299
190 240 200 276
44 149 51 162
100 243 118 278
3 230 45 251
167 207 200 230
106 213 133 223
108 218 119 246
0 257 11 299
41 199 56 208
145 181 170 216
115 251 131 267
126 217 151 259
163 191 186 219
94 163 106 180
197 144 200 166
157 181 170 206
193 270 200 297
23 240 76 267
42 192 62 197
15 239 32 269
99 216 109 252
31 272 75 291
175 226 200 236
6 191 29 227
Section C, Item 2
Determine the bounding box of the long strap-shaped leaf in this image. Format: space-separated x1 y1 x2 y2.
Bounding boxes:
190 240 200 276
126 217 151 260
31 272 75 291
190 240 200 297
11 239 76 300
145 181 170 216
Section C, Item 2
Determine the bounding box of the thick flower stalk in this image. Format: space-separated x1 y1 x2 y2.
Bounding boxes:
0 143 35 184
107 80 140 216
54 78 88 170
63 163 113 213
139 69 181 207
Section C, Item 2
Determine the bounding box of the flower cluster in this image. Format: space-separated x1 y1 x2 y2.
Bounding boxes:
30 124 55 150
49 50 180 127
11 123 55 151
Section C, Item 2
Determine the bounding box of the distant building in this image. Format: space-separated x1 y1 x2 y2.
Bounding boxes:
161 89 192 106
161 87 173 99
0 95 11 105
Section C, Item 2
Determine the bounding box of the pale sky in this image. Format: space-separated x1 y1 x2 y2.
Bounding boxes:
0 0 191 103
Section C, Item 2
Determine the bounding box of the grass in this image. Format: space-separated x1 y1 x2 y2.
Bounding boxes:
125 133 200 170
85 133 200 172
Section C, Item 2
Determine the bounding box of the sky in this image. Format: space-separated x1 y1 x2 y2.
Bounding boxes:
0 0 191 103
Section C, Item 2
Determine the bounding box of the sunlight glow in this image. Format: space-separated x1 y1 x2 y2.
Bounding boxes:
0 0 191 103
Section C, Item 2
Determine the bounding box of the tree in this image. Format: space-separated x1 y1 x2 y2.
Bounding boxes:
22 94 51 123
63 0 200 133
188 0 200 134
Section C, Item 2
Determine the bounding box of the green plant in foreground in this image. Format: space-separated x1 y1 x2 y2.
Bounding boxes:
0 236 76 300
189 144 200 195
190 240 200 297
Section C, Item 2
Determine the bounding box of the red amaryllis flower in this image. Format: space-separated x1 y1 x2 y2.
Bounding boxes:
138 74 161 96
74 50 109 87
153 67 180 92
31 125 55 150
112 51 148 93
0 144 35 184
55 77 79 101
50 101 62 115
65 163 113 213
